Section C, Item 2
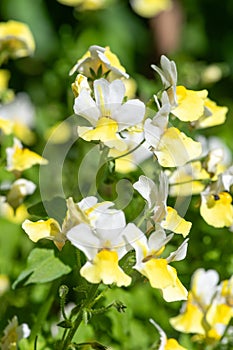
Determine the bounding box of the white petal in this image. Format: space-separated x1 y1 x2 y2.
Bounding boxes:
95 209 126 242
94 79 110 116
167 238 189 263
113 99 145 131
149 319 167 350
73 90 100 126
144 118 162 149
133 175 157 209
148 229 173 252
191 268 219 306
122 223 148 265
67 223 99 260
109 79 125 105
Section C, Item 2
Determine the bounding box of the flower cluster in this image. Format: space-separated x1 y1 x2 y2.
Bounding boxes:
2 39 231 349
170 269 233 346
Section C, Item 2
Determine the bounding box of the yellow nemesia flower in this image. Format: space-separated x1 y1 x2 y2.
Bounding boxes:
80 250 131 287
70 45 128 80
172 86 208 122
0 20 35 61
200 191 233 228
130 0 172 18
6 138 48 172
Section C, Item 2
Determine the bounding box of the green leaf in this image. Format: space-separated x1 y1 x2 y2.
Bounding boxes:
12 248 71 289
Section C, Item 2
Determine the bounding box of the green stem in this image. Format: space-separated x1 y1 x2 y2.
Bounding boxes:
107 138 145 162
61 283 99 350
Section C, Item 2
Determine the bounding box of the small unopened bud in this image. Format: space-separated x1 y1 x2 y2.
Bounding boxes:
59 285 69 299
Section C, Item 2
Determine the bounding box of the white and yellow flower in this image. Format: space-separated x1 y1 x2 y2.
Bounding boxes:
0 20 35 61
144 92 202 167
133 173 192 237
70 45 129 80
6 138 48 172
200 190 233 228
124 223 188 301
74 78 145 150
170 269 233 342
22 196 114 251
67 206 132 287
0 93 35 144
0 316 30 350
4 178 36 210
172 85 208 122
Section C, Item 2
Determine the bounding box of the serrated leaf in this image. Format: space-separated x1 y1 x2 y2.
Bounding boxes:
13 248 71 289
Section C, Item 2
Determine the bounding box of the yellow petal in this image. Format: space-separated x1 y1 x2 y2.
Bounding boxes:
104 46 127 75
141 258 176 289
22 218 64 249
156 127 202 167
206 303 233 327
161 266 188 302
165 338 187 350
8 145 48 171
170 302 205 334
78 117 126 151
200 192 233 228
81 250 131 287
162 207 191 237
172 86 208 122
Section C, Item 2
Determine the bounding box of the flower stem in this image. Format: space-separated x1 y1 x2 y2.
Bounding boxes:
61 283 99 350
